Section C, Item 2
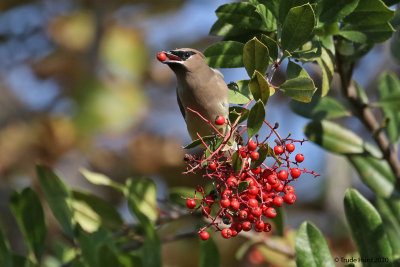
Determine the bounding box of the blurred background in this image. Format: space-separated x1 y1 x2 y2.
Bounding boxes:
0 0 399 266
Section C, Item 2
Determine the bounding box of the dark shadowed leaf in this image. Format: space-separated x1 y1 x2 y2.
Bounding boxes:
183 135 216 149
0 230 12 267
278 0 310 25
317 0 359 23
378 73 400 143
97 245 122 267
344 189 393 266
260 34 278 60
204 41 244 68
348 156 400 198
238 181 250 193
272 206 285 236
9 188 46 262
339 23 394 43
250 145 269 168
243 37 270 77
232 151 244 173
199 237 220 267
290 96 350 120
343 0 394 26
280 61 316 102
249 71 272 105
376 197 400 260
247 100 266 138
295 221 335 267
228 80 252 104
281 4 315 52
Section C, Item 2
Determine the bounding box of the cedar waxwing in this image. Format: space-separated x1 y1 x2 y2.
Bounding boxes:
160 48 231 141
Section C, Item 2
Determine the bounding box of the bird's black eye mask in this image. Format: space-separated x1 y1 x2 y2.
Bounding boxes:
169 50 196 61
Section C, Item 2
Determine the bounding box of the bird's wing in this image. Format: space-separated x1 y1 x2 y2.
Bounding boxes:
176 87 186 119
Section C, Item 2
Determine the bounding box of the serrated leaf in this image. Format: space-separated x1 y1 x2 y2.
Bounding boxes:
204 41 244 68
243 37 270 77
0 230 12 267
80 169 124 192
260 34 278 60
304 120 381 157
379 73 400 143
317 0 359 23
215 2 268 31
183 135 216 149
348 155 400 198
247 100 266 138
199 237 220 267
229 106 249 124
36 165 75 238
238 181 250 193
376 197 400 260
232 151 243 173
228 80 252 104
290 96 350 120
295 221 335 267
280 61 316 102
10 188 46 262
249 71 271 105
281 4 316 52
344 189 393 266
71 190 123 231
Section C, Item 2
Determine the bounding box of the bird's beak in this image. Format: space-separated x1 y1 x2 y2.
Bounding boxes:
162 51 184 64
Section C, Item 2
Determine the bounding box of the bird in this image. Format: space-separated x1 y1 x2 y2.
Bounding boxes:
158 48 232 143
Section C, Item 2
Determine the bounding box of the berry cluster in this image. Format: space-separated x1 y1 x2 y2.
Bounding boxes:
182 112 319 240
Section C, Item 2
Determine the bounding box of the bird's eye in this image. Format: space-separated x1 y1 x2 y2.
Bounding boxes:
185 52 190 58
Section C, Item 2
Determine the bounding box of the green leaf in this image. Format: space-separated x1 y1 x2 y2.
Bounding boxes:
343 0 394 26
295 221 335 267
229 106 249 124
204 41 244 68
169 187 196 206
97 245 122 267
249 71 271 105
278 0 310 25
290 96 350 120
80 169 124 192
0 230 12 267
339 22 395 43
250 144 269 168
232 151 244 173
247 100 266 138
281 4 315 52
215 2 267 31
272 206 285 236
348 155 400 198
257 0 279 21
243 37 270 77
199 237 220 267
379 73 400 143
376 197 400 260
354 81 369 105
316 47 335 96
291 40 322 63
255 4 277 31
280 61 316 102
317 0 359 23
11 254 35 267
260 34 278 60
71 190 123 231
9 188 46 262
126 179 161 267
304 120 381 157
36 165 75 238
209 19 266 43
238 181 250 193
344 189 393 266
228 80 252 104
183 135 216 149
391 30 400 63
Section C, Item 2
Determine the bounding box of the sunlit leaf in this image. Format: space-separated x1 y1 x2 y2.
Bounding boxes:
249 71 271 105
80 169 124 192
229 106 249 124
204 41 244 68
243 37 270 77
260 34 278 60
228 80 252 104
290 96 350 120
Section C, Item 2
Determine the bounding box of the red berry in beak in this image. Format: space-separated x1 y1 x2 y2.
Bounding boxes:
157 51 167 62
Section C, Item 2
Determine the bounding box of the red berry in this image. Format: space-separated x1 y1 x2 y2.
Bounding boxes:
215 115 225 125
186 199 196 209
267 174 278 185
275 183 284 192
291 168 301 178
230 199 240 210
251 166 261 175
241 151 248 158
247 140 257 151
157 51 167 62
242 221 252 231
202 206 211 216
222 189 232 199
199 231 209 240
227 176 238 187
244 177 256 187
221 228 232 238
250 151 259 161
231 229 238 237
232 222 242 232
273 196 283 207
248 185 259 196
239 210 248 220
277 170 288 181
248 198 258 207
264 183 272 191
283 193 296 204
286 143 295 153
208 162 217 170
265 207 277 218
255 220 265 229
205 195 214 206
264 223 272 232
295 153 304 163
220 198 231 208
251 206 262 217
283 185 294 194
274 146 284 155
